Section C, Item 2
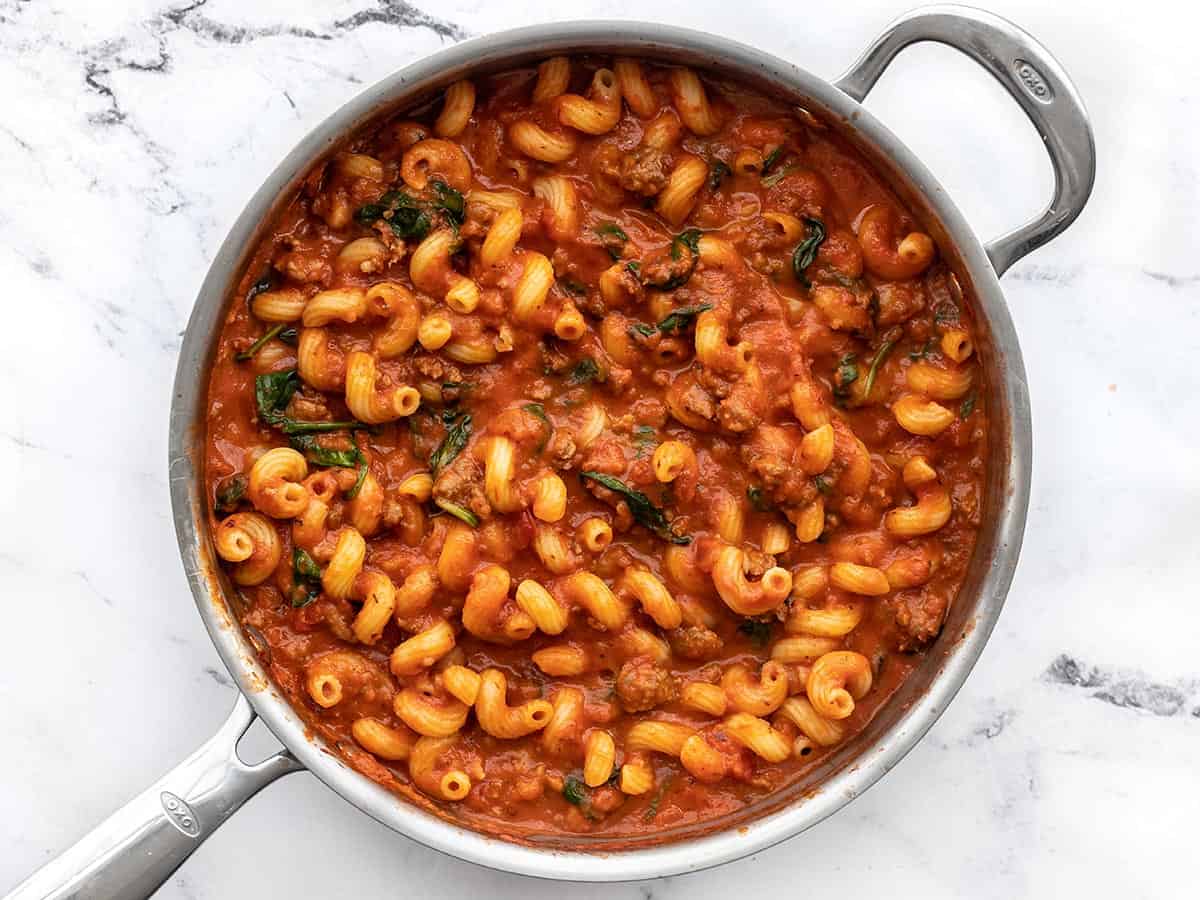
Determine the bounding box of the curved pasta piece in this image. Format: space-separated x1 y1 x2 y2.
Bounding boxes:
712 545 792 616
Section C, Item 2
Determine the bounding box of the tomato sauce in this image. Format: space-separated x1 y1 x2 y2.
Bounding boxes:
204 57 986 847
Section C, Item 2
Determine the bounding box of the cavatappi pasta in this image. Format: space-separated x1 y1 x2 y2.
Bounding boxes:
205 57 987 846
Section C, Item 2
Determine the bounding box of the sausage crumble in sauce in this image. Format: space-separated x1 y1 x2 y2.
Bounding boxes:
205 57 987 845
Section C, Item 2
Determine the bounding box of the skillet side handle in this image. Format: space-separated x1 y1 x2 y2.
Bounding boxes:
834 4 1096 276
5 695 303 900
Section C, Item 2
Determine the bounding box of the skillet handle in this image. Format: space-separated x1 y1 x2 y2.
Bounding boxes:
834 4 1096 276
4 694 303 900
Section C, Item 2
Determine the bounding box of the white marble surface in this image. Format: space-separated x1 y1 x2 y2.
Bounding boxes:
1 0 1196 897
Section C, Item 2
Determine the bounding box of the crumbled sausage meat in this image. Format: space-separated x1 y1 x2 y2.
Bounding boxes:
432 453 491 520
618 146 671 196
615 656 677 712
668 626 724 661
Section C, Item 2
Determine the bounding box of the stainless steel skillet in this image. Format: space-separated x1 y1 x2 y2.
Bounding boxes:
8 6 1094 897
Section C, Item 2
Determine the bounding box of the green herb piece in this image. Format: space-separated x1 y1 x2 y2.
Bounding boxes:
625 261 641 277
791 217 827 287
558 278 588 296
633 425 656 457
346 454 369 500
580 471 691 545
643 774 673 822
355 189 431 240
628 322 657 339
246 273 274 305
674 228 702 256
960 391 977 419
215 473 248 514
908 337 934 361
595 222 629 259
278 419 365 435
255 370 365 434
430 180 465 226
254 369 300 426
290 548 323 608
761 164 798 188
288 433 361 469
656 302 713 335
288 434 369 500
738 618 773 648
833 353 859 404
524 403 552 452
746 486 773 512
235 323 286 361
434 498 479 527
562 774 588 806
429 414 472 475
813 474 831 495
568 358 601 385
861 337 898 402
639 229 703 291
709 159 732 190
523 403 549 424
760 145 785 175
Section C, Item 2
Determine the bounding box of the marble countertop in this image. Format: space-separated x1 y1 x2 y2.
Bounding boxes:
2 0 1196 897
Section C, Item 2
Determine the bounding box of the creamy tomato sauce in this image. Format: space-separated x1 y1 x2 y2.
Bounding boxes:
204 56 986 847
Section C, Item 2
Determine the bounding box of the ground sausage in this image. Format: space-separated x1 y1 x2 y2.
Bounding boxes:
668 626 724 661
615 656 677 712
621 146 671 196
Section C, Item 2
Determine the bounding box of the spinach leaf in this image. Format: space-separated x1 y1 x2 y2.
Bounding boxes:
434 498 479 527
760 145 785 176
429 414 472 475
568 358 601 384
625 260 641 277
638 230 703 291
356 189 432 240
832 353 858 404
580 471 691 544
288 434 361 469
908 337 934 361
288 434 369 500
643 774 674 822
562 774 588 806
746 486 773 512
235 323 286 361
430 180 465 226
254 369 300 426
595 222 629 260
524 403 552 452
709 159 731 190
960 391 977 420
523 403 549 424
279 419 366 436
761 164 798 188
558 278 588 297
861 336 898 401
628 322 657 339
738 618 773 648
656 303 713 335
254 369 365 435
346 455 369 500
673 228 702 257
246 273 274 305
215 473 248 514
791 217 827 287
290 548 323 608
